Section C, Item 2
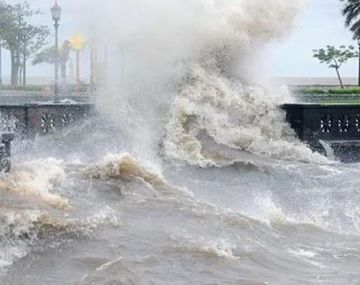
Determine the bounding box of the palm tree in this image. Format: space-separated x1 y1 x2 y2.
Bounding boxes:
342 0 360 39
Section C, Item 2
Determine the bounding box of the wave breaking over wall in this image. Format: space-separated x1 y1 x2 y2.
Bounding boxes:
76 0 315 165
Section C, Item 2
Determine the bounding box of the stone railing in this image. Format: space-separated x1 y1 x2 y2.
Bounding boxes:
0 103 94 137
281 104 360 141
0 102 94 172
281 103 360 162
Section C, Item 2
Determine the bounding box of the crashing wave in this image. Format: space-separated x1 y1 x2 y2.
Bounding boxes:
163 65 328 167
0 206 120 273
0 158 122 273
84 153 178 192
0 158 70 210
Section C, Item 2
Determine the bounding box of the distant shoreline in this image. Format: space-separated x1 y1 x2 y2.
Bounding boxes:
272 77 358 86
0 76 357 86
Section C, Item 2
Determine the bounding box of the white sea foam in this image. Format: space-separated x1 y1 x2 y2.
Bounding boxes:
0 209 41 272
199 239 240 260
289 248 317 259
171 231 241 261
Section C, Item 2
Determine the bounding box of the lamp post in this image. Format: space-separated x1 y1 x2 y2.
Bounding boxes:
358 38 360 87
51 1 61 102
69 34 86 94
0 43 2 86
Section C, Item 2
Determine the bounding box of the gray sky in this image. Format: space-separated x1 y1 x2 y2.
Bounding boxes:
1 0 358 80
269 0 357 77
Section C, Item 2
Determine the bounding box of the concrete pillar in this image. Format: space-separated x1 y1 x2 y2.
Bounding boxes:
0 133 15 173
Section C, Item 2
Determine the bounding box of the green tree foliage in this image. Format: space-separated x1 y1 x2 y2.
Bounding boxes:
0 1 13 85
33 41 71 82
32 45 56 65
0 1 13 38
342 0 360 39
20 24 49 85
33 41 71 66
313 45 358 88
0 1 49 85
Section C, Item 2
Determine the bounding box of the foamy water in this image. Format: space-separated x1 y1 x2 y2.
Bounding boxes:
1 122 360 285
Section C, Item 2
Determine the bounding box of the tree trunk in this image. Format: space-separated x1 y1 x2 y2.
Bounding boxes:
16 45 21 85
23 55 26 86
0 45 2 86
10 50 19 86
335 67 344 89
18 66 22 86
76 50 80 94
61 62 66 84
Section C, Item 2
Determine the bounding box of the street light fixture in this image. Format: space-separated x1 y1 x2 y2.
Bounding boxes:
51 0 61 102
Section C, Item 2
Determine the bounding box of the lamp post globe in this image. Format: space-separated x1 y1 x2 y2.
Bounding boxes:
51 1 61 102
51 1 61 22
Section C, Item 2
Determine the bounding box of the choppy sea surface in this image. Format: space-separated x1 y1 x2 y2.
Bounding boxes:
0 1 359 281
0 111 359 285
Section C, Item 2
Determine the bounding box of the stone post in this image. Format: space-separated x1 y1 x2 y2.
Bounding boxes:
0 133 15 173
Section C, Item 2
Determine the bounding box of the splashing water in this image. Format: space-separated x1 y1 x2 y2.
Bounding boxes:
0 158 69 210
163 64 327 167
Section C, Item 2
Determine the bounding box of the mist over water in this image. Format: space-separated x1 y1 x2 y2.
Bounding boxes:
3 1 360 284
89 0 308 162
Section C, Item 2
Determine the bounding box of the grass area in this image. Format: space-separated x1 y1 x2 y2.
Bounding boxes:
291 86 360 104
0 84 91 93
297 86 360 95
0 85 45 92
318 100 360 104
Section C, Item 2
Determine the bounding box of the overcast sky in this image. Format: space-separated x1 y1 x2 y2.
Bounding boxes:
269 0 357 77
0 0 357 80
